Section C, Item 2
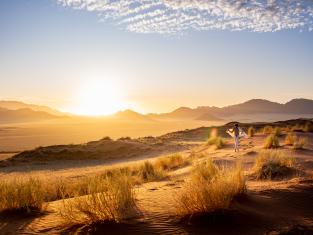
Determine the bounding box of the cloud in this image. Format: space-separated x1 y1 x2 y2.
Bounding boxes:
57 0 313 34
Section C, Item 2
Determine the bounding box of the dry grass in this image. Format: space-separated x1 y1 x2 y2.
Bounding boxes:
254 150 295 180
285 133 296 146
293 137 308 150
0 177 45 214
291 124 304 132
263 134 280 149
155 154 190 171
263 126 273 134
0 154 183 208
272 127 282 137
60 173 137 224
136 161 166 182
207 128 225 149
304 121 313 132
248 127 255 137
175 159 245 217
207 136 224 149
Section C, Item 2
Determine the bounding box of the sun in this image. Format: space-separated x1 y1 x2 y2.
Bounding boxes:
70 79 126 116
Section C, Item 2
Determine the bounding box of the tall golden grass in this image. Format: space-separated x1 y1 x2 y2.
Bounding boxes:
155 154 190 171
285 133 296 146
248 127 255 137
136 161 166 182
293 137 308 150
60 173 137 224
254 150 295 179
272 127 282 137
0 152 191 212
207 128 225 149
0 177 45 213
175 159 245 217
304 121 313 132
263 134 280 149
263 126 273 134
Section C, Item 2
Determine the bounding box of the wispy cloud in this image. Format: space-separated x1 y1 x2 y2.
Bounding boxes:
57 0 313 34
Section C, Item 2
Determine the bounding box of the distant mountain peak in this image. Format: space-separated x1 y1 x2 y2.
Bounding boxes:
0 100 65 116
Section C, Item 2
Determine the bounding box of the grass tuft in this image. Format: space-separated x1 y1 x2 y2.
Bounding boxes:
60 173 137 224
272 127 282 137
155 154 190 171
248 127 255 137
0 177 45 214
293 137 308 150
263 134 280 149
176 159 245 217
136 161 166 182
254 150 295 180
285 133 296 146
304 121 313 132
263 126 273 134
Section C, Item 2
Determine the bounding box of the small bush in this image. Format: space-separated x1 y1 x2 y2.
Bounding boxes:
254 150 295 179
176 159 245 217
293 137 308 150
207 128 224 149
283 125 292 132
137 161 166 182
263 126 273 134
60 173 137 224
291 124 304 132
285 133 296 146
248 127 255 137
272 127 282 137
155 154 190 171
263 134 280 149
304 121 313 132
0 177 45 213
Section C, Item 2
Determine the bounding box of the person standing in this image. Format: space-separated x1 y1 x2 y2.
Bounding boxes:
228 123 240 152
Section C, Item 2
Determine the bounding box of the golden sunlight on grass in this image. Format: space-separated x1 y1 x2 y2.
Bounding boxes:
175 159 245 217
59 173 137 224
263 134 280 149
207 128 225 149
293 137 308 150
254 150 296 180
0 177 46 214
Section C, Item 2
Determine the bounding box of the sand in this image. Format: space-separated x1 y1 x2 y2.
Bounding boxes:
1 128 313 234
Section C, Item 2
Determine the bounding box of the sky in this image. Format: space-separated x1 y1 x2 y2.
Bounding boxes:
1 0 313 115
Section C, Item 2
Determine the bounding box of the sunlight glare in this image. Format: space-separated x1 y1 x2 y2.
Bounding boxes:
70 79 126 116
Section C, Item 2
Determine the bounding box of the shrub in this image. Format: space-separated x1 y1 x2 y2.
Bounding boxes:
263 134 280 149
176 159 245 217
155 154 190 171
60 174 137 224
272 127 282 137
248 127 255 137
207 128 224 149
208 137 224 149
293 137 308 150
283 125 292 133
136 161 166 182
0 177 45 213
285 133 296 146
207 135 225 149
291 124 304 132
263 126 273 134
254 150 295 180
304 121 313 132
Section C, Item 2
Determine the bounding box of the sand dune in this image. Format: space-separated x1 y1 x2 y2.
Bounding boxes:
1 120 313 235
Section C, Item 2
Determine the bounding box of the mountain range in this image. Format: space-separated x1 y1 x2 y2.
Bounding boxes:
0 98 313 123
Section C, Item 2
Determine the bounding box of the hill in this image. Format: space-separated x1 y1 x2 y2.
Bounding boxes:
0 100 65 116
151 98 313 120
0 107 60 123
